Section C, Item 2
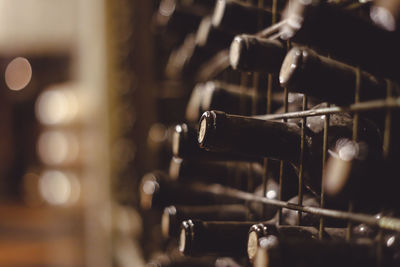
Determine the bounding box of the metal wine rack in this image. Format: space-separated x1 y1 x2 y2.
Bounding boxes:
149 0 400 265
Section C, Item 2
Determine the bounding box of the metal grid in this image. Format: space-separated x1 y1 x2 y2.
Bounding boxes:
229 0 400 264
148 0 400 265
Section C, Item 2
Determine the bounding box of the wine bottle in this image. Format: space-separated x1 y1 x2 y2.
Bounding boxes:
139 171 246 210
168 156 299 200
370 0 400 32
155 0 203 35
198 109 382 196
253 238 377 267
229 34 286 73
212 0 276 34
279 0 400 81
162 204 253 238
196 16 235 51
185 81 286 122
169 157 264 187
247 223 346 262
279 46 399 106
179 220 258 256
172 123 259 162
165 34 197 79
147 123 174 170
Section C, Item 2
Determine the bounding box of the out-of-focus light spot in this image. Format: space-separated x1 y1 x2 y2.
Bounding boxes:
39 170 72 205
266 190 277 199
371 6 396 32
35 87 78 125
148 123 167 147
37 131 79 165
5 57 32 91
387 236 395 247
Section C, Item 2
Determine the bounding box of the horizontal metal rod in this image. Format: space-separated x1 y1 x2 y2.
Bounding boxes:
197 184 400 232
254 97 400 120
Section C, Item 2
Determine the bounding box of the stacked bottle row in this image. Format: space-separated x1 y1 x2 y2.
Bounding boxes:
143 0 400 266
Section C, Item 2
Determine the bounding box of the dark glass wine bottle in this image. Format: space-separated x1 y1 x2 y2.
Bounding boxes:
165 34 197 80
155 0 203 36
139 171 246 210
278 0 400 81
185 81 286 122
198 109 382 196
196 16 235 51
229 34 286 73
172 123 260 162
212 0 276 34
179 220 258 256
169 157 264 188
162 204 252 238
279 46 399 106
168 156 299 201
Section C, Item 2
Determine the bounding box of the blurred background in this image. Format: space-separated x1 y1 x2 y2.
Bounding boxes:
0 0 158 266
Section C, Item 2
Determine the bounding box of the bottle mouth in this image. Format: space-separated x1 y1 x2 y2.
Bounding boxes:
279 47 303 88
172 124 188 157
179 220 194 254
370 6 396 32
198 110 219 148
248 231 260 261
198 114 209 145
212 0 226 28
229 35 246 70
161 205 177 238
139 174 159 210
196 17 212 47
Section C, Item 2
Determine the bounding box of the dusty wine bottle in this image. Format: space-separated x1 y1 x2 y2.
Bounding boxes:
196 16 235 51
165 34 197 80
139 171 244 210
172 123 260 162
198 109 382 196
279 0 400 81
155 0 203 36
229 34 286 72
169 157 264 187
185 81 285 122
162 204 252 238
279 46 399 106
179 220 258 256
212 0 276 34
